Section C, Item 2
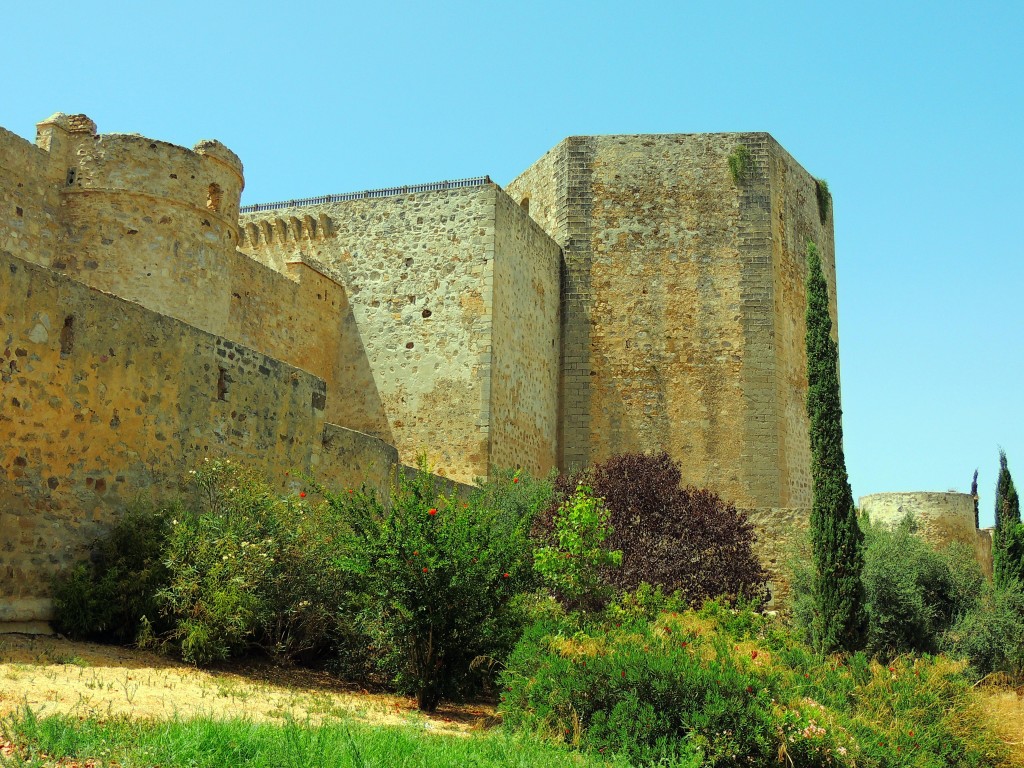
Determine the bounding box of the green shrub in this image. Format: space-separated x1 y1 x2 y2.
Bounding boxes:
52 504 171 644
945 580 1024 678
533 486 621 613
323 464 547 711
790 515 983 659
500 606 846 767
540 453 768 608
861 516 982 657
158 460 351 665
501 600 1009 766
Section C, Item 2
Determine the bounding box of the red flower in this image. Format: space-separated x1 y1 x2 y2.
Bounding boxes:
621 670 625 678
299 491 306 498
428 508 437 516
751 650 758 659
413 550 418 556
503 572 510 578
746 686 754 693
422 567 428 573
513 477 519 484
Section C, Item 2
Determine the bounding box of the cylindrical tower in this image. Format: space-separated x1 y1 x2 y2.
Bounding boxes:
44 113 244 335
859 491 992 577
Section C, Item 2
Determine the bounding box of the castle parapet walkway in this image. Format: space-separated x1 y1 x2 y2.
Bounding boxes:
240 176 492 214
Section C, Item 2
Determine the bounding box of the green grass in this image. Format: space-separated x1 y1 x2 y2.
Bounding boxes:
1 709 629 768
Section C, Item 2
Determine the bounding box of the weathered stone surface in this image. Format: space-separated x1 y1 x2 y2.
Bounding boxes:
507 134 837 510
860 492 993 577
239 184 561 483
0 251 327 621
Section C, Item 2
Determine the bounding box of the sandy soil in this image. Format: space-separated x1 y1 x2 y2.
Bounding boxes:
0 634 495 735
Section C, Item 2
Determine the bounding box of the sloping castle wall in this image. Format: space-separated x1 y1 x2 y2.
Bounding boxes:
0 251 328 622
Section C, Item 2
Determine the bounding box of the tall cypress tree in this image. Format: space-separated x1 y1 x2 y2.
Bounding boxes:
805 241 867 653
971 469 979 529
993 450 1024 587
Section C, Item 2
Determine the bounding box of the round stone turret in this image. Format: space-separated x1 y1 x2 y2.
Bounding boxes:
48 118 246 334
859 491 992 577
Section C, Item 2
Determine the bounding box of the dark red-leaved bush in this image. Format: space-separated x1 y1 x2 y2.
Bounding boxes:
537 452 768 607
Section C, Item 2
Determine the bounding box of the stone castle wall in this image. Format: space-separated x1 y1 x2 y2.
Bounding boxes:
2 115 352 428
0 251 328 623
1 110 871 626
240 184 562 483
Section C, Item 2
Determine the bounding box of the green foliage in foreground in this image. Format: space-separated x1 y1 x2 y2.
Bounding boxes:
500 599 1010 767
52 504 172 644
791 515 984 660
2 709 627 768
321 464 549 711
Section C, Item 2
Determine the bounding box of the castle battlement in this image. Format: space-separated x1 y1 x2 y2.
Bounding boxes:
239 212 335 249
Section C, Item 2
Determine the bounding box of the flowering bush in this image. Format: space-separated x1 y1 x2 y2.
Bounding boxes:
157 460 351 665
501 600 1008 767
322 463 549 710
500 608 783 766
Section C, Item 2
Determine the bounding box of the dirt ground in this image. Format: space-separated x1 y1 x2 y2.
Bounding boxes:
0 634 494 735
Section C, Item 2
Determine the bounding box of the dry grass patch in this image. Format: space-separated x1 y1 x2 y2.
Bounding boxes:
0 635 494 735
977 679 1024 766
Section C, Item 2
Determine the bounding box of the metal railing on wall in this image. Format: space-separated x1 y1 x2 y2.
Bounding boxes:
239 176 493 214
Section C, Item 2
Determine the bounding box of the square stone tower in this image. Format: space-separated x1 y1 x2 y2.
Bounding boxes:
507 133 837 510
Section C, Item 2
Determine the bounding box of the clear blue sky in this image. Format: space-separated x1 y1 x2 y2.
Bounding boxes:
3 0 1020 525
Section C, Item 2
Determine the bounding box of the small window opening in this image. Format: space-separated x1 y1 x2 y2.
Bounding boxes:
520 197 530 214
207 183 223 213
60 316 75 356
217 366 229 401
66 168 77 186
